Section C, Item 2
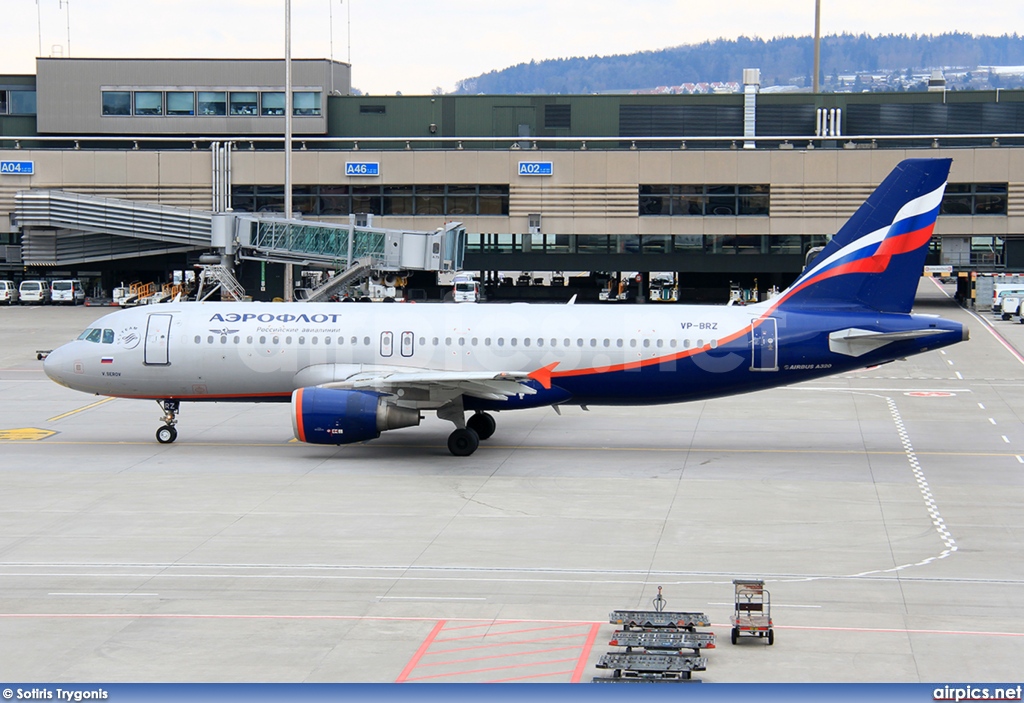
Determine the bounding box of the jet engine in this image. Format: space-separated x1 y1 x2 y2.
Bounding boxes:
291 387 421 445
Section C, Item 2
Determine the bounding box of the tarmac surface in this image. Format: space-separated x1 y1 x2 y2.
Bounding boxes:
1 279 1023 683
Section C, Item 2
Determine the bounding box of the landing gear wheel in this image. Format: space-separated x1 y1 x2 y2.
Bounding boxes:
447 427 480 456
466 412 496 440
156 425 178 444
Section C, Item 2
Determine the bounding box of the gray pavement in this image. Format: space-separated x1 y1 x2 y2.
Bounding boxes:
1 282 1023 683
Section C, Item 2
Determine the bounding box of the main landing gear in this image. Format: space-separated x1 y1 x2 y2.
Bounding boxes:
439 402 496 457
156 399 179 444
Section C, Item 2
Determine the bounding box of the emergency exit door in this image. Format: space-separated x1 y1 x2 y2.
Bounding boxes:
750 318 778 371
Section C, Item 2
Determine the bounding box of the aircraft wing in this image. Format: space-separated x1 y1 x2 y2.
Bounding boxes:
326 369 537 402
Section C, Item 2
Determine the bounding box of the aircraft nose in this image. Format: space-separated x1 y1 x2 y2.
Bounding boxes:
43 344 74 387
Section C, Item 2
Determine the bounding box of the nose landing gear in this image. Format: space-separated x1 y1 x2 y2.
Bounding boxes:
156 399 180 444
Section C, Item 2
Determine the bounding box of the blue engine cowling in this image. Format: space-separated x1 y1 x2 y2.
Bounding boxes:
291 387 420 445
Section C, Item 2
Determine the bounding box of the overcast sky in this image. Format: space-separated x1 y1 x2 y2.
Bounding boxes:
4 1 1022 94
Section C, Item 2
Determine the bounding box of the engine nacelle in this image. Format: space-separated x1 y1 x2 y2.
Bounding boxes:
291 387 420 445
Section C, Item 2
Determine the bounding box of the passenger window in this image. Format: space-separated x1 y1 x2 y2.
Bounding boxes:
247 336 253 344
363 336 370 345
710 339 718 349
523 338 531 347
194 335 201 344
351 336 357 345
590 339 597 347
497 338 504 347
419 337 426 346
445 337 452 345
286 336 293 345
630 339 637 348
221 336 227 344
260 336 266 345
616 339 623 348
603 339 610 347
432 337 439 346
325 336 331 345
208 335 214 344
458 338 465 346
273 336 280 344
102 329 114 344
311 336 318 345
298 336 305 345
511 338 518 347
577 339 584 347
233 336 240 344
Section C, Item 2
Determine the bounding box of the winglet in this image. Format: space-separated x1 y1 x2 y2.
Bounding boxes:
528 362 560 390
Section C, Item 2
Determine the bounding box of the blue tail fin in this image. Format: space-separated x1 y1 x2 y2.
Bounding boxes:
774 158 951 314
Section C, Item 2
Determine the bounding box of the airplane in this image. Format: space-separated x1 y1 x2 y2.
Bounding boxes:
43 158 967 456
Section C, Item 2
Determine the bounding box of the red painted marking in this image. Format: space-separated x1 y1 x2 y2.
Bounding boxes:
527 362 559 389
395 619 446 683
571 623 602 683
430 631 593 655
414 644 583 669
402 656 579 682
905 391 954 397
435 622 589 643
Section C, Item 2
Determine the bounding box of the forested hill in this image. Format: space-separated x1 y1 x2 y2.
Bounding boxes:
452 33 1024 94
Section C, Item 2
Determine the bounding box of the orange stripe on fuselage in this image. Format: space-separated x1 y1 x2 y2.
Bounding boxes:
550 321 758 380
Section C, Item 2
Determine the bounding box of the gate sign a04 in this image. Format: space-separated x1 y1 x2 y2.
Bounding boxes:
0 160 34 175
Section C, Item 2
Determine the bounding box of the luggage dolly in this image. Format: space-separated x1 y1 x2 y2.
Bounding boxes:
730 579 774 645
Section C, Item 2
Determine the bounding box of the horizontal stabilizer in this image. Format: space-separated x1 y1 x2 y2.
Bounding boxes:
828 327 949 357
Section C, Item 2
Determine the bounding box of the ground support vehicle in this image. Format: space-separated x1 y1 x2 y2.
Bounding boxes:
594 589 714 683
730 579 774 645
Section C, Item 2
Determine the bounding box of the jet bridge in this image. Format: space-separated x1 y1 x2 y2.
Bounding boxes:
13 190 466 292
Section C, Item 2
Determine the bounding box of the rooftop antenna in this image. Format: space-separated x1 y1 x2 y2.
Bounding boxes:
58 0 71 57
35 0 42 57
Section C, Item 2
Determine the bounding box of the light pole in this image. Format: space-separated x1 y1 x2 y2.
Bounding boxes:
284 0 294 300
813 0 821 93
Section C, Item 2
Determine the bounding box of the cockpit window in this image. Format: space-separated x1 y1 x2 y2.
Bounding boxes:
78 328 105 343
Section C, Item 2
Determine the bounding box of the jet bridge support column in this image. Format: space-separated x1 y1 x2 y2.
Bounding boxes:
210 213 237 276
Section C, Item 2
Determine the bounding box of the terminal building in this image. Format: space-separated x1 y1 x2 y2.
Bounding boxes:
1 57 1023 301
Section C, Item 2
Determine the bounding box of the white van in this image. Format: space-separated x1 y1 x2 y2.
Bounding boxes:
0 280 17 305
51 279 85 305
19 280 51 305
992 284 1024 318
452 274 479 303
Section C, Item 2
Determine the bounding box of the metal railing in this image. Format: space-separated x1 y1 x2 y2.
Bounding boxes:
1 133 1022 151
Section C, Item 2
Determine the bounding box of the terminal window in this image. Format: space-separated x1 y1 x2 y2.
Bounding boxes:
101 91 131 116
261 91 286 116
293 91 322 116
639 184 770 216
166 91 195 116
230 91 258 116
198 91 227 115
134 91 163 116
941 183 1007 216
9 90 36 115
0 91 7 114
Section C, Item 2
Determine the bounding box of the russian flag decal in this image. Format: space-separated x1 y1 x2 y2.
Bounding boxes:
101 357 114 364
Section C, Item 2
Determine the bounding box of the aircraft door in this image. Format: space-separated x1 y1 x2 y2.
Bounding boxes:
380 331 394 357
400 331 414 357
750 317 778 371
144 313 173 366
